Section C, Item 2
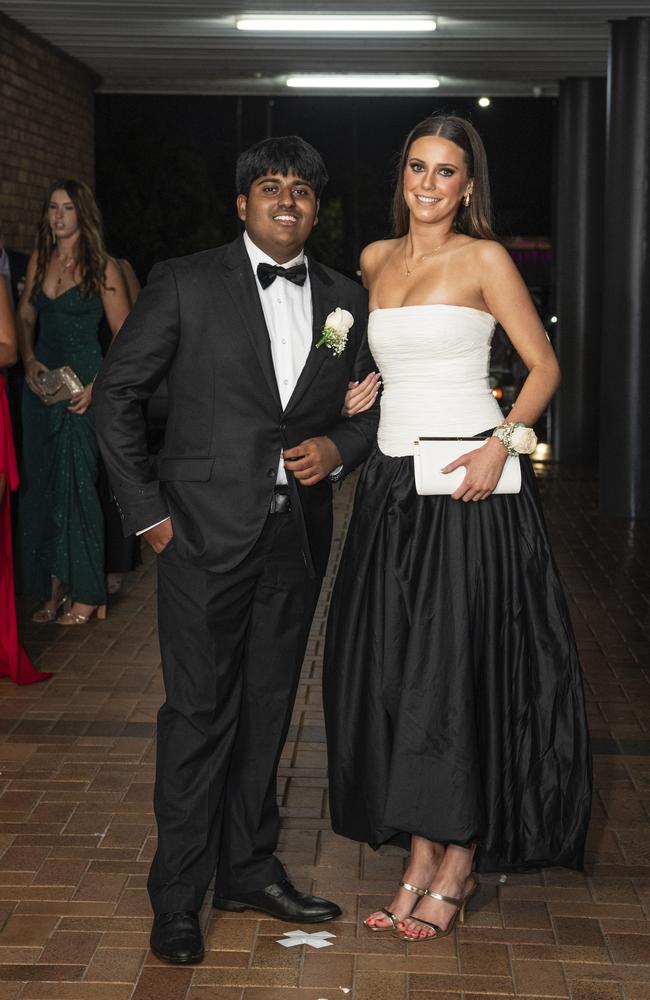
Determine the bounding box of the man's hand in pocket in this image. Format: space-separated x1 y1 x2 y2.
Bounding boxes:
143 517 174 553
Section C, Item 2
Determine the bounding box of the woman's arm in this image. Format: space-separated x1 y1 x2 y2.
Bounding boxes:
101 257 131 336
0 279 18 369
15 254 48 395
69 258 132 415
480 241 561 425
0 282 17 501
118 258 141 308
359 240 391 295
443 241 560 503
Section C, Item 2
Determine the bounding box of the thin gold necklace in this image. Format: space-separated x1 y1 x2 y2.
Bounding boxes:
55 252 76 290
403 237 450 277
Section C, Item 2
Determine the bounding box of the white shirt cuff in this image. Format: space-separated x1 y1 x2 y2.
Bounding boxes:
136 517 170 535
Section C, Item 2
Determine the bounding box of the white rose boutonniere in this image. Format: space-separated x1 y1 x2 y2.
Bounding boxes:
316 307 353 355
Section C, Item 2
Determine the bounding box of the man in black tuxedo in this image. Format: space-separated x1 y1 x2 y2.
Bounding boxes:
94 136 378 965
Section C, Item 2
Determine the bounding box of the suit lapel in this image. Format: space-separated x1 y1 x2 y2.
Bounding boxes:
283 257 336 417
221 236 282 410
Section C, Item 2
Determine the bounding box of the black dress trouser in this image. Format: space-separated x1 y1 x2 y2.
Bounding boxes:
147 511 322 914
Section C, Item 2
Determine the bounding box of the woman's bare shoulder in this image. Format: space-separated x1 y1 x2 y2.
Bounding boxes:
361 238 399 267
472 238 511 266
360 239 400 283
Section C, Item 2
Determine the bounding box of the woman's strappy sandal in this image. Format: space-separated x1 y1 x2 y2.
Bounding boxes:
56 604 107 626
395 879 480 941
364 881 429 932
32 594 68 623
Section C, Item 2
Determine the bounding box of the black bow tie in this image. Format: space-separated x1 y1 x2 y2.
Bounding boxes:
257 261 307 290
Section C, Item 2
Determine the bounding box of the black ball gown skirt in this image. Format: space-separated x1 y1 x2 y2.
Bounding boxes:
323 448 592 873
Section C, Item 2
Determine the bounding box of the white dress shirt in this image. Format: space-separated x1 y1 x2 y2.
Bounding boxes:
243 231 313 485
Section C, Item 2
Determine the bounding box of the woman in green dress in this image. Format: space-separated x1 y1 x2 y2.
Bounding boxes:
17 180 130 625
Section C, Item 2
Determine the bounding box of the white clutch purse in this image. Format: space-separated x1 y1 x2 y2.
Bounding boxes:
413 437 522 495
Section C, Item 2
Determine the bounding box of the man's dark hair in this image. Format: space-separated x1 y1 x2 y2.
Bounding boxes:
236 135 329 198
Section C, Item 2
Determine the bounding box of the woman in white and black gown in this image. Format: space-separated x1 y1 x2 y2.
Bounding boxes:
323 115 591 942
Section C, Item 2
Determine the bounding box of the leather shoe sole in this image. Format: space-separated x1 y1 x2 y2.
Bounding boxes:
213 895 341 923
150 911 204 964
150 943 205 965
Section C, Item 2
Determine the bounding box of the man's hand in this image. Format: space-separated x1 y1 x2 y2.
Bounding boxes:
143 517 174 553
283 437 342 486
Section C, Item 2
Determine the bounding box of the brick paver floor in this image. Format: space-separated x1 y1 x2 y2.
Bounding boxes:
1 464 649 999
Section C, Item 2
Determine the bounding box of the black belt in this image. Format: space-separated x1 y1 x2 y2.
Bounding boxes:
269 486 291 514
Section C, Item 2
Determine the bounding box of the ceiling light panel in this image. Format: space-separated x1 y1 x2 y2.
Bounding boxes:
236 16 437 33
286 75 441 89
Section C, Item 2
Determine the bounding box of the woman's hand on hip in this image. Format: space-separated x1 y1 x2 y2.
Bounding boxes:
443 437 508 502
341 371 380 417
68 383 93 415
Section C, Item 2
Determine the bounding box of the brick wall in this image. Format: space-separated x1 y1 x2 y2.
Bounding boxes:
0 11 96 253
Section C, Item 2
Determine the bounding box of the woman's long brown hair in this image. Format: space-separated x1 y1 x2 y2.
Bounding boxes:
31 179 110 300
392 114 496 240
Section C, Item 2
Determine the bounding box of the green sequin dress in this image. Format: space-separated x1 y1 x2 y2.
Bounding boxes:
18 286 106 605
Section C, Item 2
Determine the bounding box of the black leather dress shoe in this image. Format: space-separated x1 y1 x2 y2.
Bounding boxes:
213 877 341 923
150 911 204 964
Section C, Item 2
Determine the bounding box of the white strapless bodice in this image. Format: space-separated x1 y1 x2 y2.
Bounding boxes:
369 304 504 457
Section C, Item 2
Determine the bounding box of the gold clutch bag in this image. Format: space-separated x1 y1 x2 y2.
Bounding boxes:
37 366 84 406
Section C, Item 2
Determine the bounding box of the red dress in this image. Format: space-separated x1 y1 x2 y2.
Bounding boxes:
0 376 51 684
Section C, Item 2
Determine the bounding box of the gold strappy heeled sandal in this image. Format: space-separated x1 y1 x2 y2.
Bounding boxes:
395 879 480 942
364 881 429 932
56 604 107 626
32 594 68 623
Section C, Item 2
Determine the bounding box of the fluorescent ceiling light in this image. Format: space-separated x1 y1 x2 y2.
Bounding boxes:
237 16 437 33
287 75 441 89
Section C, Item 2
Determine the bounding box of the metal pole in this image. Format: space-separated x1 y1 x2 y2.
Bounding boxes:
552 77 606 466
599 18 650 517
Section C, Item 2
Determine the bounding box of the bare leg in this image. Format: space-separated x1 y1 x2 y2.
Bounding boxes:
398 843 477 939
364 836 445 929
49 576 64 605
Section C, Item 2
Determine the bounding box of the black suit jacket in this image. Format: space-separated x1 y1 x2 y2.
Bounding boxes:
93 236 379 577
